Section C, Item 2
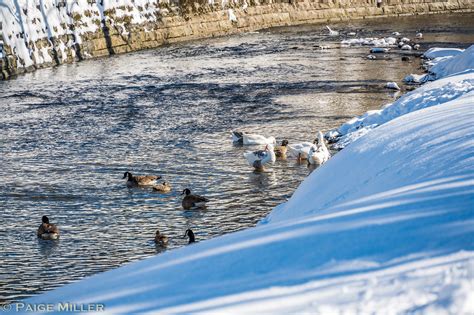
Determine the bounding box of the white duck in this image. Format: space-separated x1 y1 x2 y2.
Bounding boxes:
326 25 339 36
308 131 331 166
244 144 276 171
232 131 276 145
287 141 315 160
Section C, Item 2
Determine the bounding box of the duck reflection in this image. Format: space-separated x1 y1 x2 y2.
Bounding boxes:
248 170 277 189
37 238 59 258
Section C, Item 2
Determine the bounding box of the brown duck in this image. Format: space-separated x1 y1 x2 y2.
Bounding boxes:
274 139 289 158
181 188 209 210
37 216 60 240
153 182 172 193
154 230 169 247
123 171 161 187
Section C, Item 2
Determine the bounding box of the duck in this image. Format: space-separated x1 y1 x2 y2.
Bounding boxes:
185 229 195 244
123 171 161 187
181 188 209 210
153 181 171 193
231 131 276 145
37 216 60 240
416 32 423 39
243 144 276 171
154 230 168 247
308 131 331 166
274 140 289 158
326 25 339 36
287 141 315 161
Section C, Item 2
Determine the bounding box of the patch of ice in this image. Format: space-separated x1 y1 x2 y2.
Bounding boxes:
385 82 400 90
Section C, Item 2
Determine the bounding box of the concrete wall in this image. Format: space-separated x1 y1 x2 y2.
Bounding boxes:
1 0 473 79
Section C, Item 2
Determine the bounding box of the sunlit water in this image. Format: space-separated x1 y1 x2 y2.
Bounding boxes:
1 13 473 304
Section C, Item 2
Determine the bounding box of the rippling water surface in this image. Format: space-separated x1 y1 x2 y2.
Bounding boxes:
1 13 473 304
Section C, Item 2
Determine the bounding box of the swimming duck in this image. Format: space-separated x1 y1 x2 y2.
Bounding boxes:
326 25 339 36
308 131 331 166
185 229 195 244
287 141 315 161
244 144 276 171
181 188 209 210
274 140 289 158
231 131 276 145
154 230 168 247
37 216 60 240
153 182 172 193
123 171 161 187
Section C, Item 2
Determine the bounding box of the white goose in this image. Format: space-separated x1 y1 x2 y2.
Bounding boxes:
326 26 339 36
244 144 276 171
308 131 331 166
232 131 276 145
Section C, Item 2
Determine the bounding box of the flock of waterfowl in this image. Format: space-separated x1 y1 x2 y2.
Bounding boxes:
37 174 206 246
37 130 331 248
235 130 331 171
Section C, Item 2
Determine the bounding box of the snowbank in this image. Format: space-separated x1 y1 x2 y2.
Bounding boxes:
405 45 474 83
328 70 474 148
429 45 474 79
22 81 474 314
330 46 474 148
423 47 465 59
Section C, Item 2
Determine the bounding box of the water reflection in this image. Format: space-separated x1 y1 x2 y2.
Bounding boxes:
37 239 60 258
248 171 277 189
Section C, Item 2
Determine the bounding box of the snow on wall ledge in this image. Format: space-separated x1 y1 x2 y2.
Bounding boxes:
1 0 474 79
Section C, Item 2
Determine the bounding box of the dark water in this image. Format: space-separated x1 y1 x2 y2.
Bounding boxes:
0 13 473 304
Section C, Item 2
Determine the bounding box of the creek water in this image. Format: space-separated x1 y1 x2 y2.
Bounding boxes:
0 13 473 304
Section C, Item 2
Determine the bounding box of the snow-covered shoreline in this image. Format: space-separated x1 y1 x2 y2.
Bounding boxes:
326 45 474 150
18 49 474 314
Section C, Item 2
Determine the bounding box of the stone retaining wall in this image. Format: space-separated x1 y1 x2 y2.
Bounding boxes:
1 0 473 79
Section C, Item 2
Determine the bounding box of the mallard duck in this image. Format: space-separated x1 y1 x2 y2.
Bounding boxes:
231 131 276 145
153 182 171 193
37 216 59 240
154 230 168 247
274 140 289 158
123 171 161 187
308 131 331 166
185 229 195 244
181 188 209 210
243 144 276 171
